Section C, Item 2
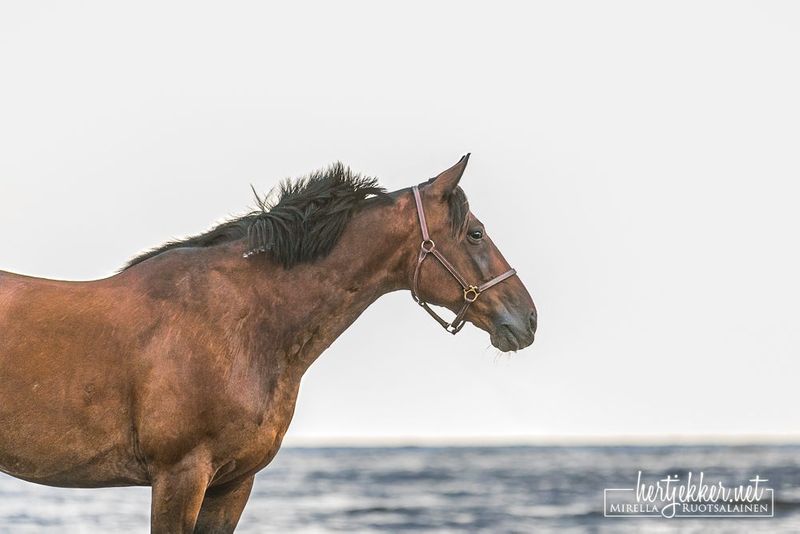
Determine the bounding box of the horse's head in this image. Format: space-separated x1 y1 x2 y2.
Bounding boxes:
405 155 537 352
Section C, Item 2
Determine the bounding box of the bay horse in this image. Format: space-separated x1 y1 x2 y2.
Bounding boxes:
0 155 536 533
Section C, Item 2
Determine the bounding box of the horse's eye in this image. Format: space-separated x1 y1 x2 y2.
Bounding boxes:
468 229 484 241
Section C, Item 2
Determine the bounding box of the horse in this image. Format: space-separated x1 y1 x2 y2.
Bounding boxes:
0 155 536 532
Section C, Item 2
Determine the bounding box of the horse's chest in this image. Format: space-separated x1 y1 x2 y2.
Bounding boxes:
220 375 301 477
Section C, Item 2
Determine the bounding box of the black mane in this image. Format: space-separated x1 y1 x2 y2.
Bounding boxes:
124 163 388 270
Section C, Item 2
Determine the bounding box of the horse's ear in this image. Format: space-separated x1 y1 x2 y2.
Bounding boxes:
428 154 470 198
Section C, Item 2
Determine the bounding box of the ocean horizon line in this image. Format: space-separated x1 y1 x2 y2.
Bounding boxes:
281 433 800 448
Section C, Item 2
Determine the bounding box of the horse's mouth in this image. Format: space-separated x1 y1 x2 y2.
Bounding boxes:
490 324 534 353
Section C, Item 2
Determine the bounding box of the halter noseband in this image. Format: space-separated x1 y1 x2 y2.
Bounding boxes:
410 186 517 334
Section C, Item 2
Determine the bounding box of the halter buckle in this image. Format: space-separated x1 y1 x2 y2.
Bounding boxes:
463 285 480 302
421 239 435 253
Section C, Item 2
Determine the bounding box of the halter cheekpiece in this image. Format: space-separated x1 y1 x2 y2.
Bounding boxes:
410 185 517 334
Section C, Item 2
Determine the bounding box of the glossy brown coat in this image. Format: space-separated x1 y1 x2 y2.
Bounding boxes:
0 157 536 532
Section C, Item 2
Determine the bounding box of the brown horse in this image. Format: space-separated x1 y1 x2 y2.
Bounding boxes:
0 155 536 533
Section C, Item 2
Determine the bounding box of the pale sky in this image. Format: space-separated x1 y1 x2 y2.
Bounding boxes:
1 1 798 443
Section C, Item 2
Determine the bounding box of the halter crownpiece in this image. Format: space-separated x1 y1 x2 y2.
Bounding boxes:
410 185 517 334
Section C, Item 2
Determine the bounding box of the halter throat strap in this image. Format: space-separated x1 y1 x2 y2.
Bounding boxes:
410 185 517 334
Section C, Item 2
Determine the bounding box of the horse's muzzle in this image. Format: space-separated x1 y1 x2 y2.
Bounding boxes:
490 308 537 352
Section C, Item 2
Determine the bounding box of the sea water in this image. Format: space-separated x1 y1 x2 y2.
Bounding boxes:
1 445 798 533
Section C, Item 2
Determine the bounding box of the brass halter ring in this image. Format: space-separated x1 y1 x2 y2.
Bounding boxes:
463 286 480 302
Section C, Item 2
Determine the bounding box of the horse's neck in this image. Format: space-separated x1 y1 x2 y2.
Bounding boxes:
237 210 411 374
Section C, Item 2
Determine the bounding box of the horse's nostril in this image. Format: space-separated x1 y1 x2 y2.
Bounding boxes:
529 310 538 334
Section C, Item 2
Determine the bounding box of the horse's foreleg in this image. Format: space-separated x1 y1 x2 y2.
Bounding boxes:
194 475 255 533
149 453 214 534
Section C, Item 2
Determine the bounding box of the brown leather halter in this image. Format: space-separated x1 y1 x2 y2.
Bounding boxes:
410 185 517 334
